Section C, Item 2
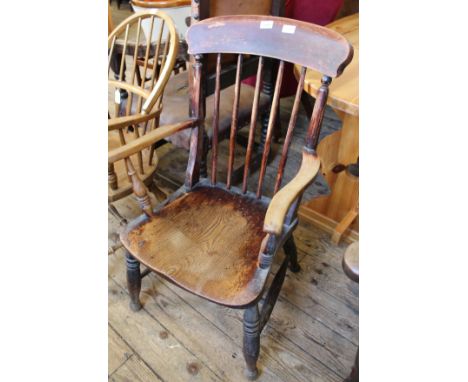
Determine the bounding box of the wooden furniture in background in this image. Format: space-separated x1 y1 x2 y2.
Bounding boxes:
108 4 114 35
131 0 191 74
159 0 285 183
131 0 191 39
108 10 178 218
296 13 359 244
111 15 353 379
343 241 359 382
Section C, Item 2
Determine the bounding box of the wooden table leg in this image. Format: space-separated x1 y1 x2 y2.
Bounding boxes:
331 202 358 244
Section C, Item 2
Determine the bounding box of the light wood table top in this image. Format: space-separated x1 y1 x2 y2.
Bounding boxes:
295 13 358 116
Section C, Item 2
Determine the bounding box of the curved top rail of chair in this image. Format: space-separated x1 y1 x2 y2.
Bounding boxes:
108 10 179 115
130 0 191 8
186 15 354 78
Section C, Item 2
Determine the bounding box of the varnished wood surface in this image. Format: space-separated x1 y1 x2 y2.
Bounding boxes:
121 186 271 307
264 149 320 235
294 14 359 116
131 0 191 8
187 16 353 78
109 193 359 381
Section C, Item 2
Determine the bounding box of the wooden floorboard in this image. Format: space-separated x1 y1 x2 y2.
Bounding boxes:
110 354 163 382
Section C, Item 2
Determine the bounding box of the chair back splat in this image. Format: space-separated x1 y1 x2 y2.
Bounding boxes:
185 15 353 201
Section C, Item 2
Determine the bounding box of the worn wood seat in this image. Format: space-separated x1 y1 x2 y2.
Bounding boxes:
160 71 270 149
121 185 270 306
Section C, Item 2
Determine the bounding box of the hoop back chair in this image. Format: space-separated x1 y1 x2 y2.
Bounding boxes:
110 15 353 379
108 11 179 206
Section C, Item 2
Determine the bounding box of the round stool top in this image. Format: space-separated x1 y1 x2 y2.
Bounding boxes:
343 241 359 283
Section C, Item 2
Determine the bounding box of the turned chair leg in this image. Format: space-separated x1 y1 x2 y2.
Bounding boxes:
126 251 142 311
283 235 301 273
243 304 260 380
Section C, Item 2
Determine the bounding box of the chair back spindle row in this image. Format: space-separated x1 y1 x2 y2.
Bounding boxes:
202 51 330 199
185 16 353 202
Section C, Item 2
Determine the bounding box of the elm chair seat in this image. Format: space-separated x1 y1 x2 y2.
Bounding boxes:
120 185 270 307
160 71 270 150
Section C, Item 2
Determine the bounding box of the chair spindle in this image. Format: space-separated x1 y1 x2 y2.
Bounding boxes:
226 54 243 189
273 66 307 194
137 15 156 113
108 36 116 74
305 75 331 150
256 60 285 198
150 21 167 90
108 163 118 190
125 18 142 117
210 53 222 185
242 56 264 194
118 25 130 83
125 158 154 217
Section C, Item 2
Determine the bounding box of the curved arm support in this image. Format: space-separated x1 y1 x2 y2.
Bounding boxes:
263 148 321 235
108 107 162 131
108 119 195 164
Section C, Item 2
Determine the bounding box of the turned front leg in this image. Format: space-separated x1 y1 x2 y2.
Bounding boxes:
126 251 142 312
243 304 260 380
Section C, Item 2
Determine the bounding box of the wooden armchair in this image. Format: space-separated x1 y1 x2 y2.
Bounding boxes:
108 10 179 214
111 15 353 379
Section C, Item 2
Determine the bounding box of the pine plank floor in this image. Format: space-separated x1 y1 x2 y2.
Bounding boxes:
109 4 358 380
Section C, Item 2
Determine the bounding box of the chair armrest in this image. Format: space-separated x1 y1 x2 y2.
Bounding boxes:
108 107 162 131
108 119 195 164
263 149 321 235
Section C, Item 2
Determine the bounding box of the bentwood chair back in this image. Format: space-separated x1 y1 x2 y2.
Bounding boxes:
108 11 178 203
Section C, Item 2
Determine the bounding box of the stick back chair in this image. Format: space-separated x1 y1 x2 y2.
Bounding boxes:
110 15 353 379
108 10 178 208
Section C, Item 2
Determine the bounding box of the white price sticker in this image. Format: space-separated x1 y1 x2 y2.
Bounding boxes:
260 20 274 29
114 89 121 104
282 25 296 34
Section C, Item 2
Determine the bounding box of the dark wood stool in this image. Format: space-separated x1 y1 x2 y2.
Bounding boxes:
343 241 359 382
